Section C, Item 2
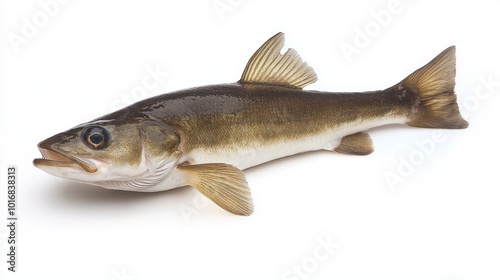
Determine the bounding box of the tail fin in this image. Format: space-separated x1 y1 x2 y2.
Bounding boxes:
402 46 469 129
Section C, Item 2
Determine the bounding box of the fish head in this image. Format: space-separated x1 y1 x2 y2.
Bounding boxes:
33 119 182 191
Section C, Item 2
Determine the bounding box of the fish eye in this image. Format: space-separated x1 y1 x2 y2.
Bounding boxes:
82 126 110 149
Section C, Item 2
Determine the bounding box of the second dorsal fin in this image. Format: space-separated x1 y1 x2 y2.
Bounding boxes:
239 32 318 89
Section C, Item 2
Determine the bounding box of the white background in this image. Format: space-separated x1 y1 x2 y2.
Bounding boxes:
1 0 500 279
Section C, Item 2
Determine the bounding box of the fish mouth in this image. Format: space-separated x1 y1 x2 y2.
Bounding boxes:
34 147 98 173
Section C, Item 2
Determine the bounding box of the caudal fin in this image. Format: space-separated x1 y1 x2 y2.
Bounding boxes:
402 46 469 129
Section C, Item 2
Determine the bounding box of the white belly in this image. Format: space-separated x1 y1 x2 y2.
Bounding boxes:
185 116 407 170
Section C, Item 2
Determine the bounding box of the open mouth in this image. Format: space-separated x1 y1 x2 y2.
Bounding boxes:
34 148 98 173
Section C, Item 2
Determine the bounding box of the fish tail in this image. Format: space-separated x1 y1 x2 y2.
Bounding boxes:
402 46 469 129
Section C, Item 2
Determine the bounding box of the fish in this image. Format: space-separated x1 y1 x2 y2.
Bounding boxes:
33 32 468 216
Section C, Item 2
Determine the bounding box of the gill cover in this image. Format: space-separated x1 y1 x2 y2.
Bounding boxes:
98 120 182 191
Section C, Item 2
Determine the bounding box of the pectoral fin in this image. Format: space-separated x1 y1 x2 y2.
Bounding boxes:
177 163 254 216
334 132 374 155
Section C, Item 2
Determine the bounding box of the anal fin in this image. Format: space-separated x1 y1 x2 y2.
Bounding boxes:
334 132 374 155
177 163 254 216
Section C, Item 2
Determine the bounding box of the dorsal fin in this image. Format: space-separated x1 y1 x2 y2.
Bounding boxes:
239 32 318 89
